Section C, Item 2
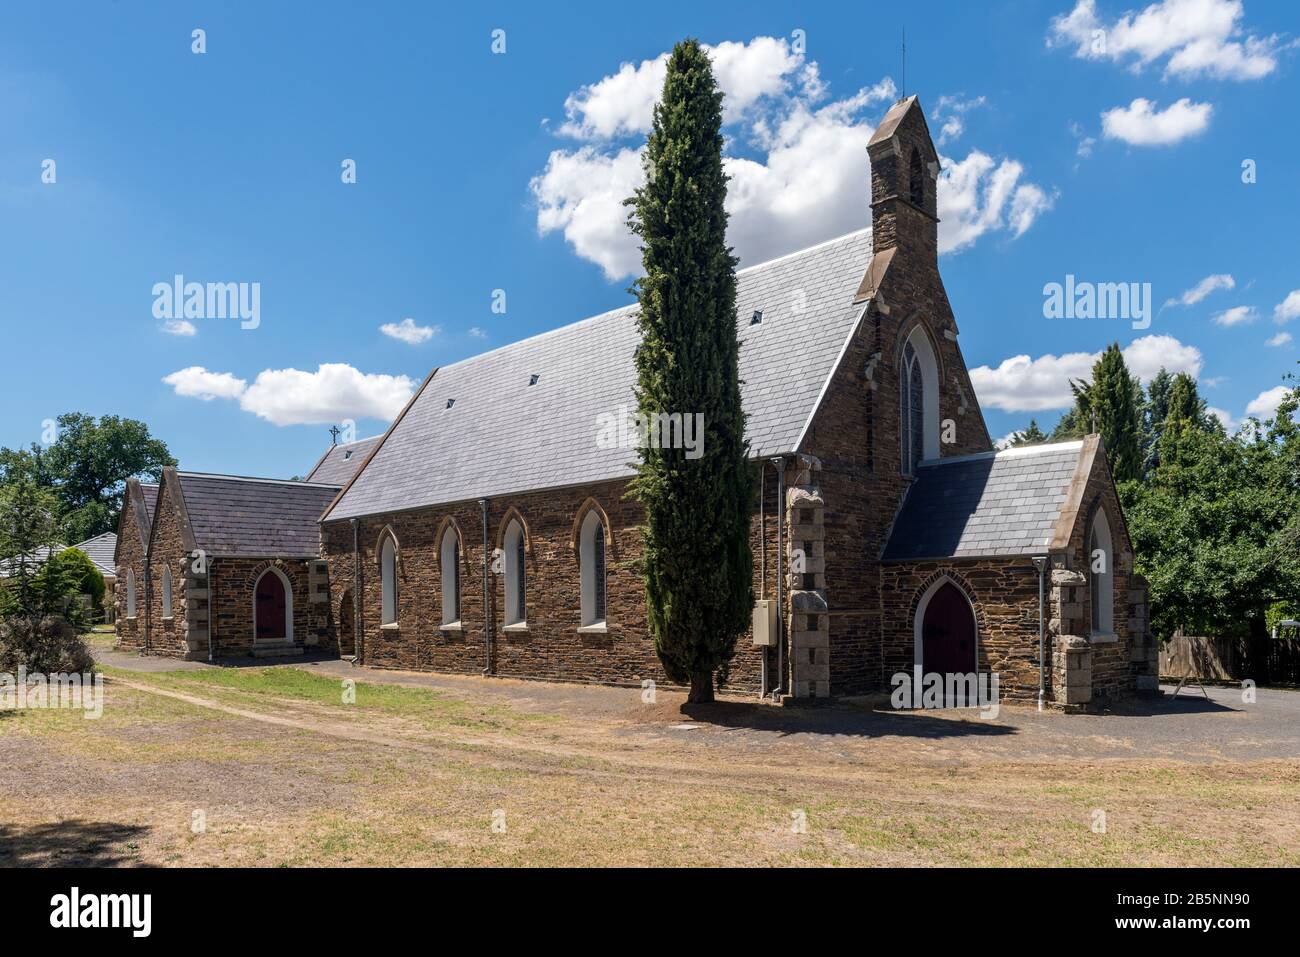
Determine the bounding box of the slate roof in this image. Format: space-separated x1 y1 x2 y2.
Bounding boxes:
175 473 341 557
140 482 159 525
327 228 873 521
306 437 382 486
72 532 118 577
882 441 1085 561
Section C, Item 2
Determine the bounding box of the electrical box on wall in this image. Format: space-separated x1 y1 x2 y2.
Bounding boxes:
752 599 777 646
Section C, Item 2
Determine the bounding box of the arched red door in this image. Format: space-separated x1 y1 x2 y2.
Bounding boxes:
921 582 976 676
255 572 288 641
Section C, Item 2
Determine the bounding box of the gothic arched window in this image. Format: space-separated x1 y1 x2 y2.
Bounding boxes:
440 526 460 626
900 327 940 476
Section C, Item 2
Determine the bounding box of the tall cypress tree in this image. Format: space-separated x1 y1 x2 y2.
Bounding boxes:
1066 343 1142 483
626 39 753 704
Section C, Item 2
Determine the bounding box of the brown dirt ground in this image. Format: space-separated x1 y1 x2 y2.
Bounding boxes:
1 657 1297 867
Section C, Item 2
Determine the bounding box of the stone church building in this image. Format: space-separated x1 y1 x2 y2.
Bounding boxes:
117 97 1159 709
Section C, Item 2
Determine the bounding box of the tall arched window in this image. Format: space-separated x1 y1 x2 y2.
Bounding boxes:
909 148 925 207
900 327 939 475
126 568 137 618
440 527 460 626
504 520 526 626
380 535 397 626
580 510 607 628
1089 510 1114 636
161 565 173 618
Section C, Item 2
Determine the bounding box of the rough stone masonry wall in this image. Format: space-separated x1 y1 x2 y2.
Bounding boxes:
206 557 326 658
113 500 148 652
143 480 190 658
799 289 990 697
1054 449 1147 704
880 559 1044 700
321 477 776 694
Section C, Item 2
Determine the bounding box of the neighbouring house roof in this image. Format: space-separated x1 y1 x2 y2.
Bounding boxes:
169 471 341 557
0 545 65 578
325 227 874 521
882 440 1088 562
71 532 118 578
306 436 382 486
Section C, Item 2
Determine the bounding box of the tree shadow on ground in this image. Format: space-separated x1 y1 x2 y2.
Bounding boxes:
674 699 1017 740
1104 690 1238 717
0 820 149 867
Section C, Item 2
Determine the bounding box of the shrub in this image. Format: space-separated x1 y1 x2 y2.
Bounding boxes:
0 615 94 675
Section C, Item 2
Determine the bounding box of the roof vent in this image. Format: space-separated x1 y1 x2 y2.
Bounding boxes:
529 374 540 386
446 398 456 409
343 450 353 460
750 310 763 325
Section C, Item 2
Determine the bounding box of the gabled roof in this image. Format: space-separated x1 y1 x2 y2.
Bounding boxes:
115 479 160 564
71 532 117 577
326 228 873 521
166 470 341 557
306 436 382 485
882 440 1087 562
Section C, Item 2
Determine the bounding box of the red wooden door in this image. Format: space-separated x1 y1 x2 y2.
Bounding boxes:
255 573 287 641
921 582 976 677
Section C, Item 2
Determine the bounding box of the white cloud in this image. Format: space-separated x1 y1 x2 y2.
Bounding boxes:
937 152 1056 254
969 334 1202 412
161 367 247 401
1069 121 1096 159
161 318 197 337
1202 375 1227 387
380 318 438 345
532 37 1051 280
1049 0 1288 81
1101 97 1212 146
1165 273 1234 308
468 327 487 339
1211 305 1258 326
1246 385 1291 422
164 363 415 426
558 37 802 141
931 94 986 145
1274 290 1300 324
1267 331 1293 347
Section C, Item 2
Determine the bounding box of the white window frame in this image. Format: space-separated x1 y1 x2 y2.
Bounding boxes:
900 325 940 476
380 536 397 627
579 510 607 630
126 567 137 619
1089 510 1115 638
161 565 173 619
440 527 460 627
503 520 526 628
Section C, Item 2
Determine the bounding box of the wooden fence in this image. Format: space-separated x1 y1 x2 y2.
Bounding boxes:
1160 632 1300 686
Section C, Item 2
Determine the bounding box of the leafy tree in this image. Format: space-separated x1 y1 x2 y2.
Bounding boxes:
0 480 83 625
1125 371 1300 648
48 546 106 614
626 39 753 703
1008 420 1048 447
0 413 174 542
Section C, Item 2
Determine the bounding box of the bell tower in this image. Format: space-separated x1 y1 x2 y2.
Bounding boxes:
866 96 940 264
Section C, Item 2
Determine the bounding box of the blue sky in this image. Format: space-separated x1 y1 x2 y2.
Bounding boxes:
2 0 1297 477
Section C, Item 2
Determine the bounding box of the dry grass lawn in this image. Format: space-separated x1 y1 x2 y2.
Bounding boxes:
1 662 1297 867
